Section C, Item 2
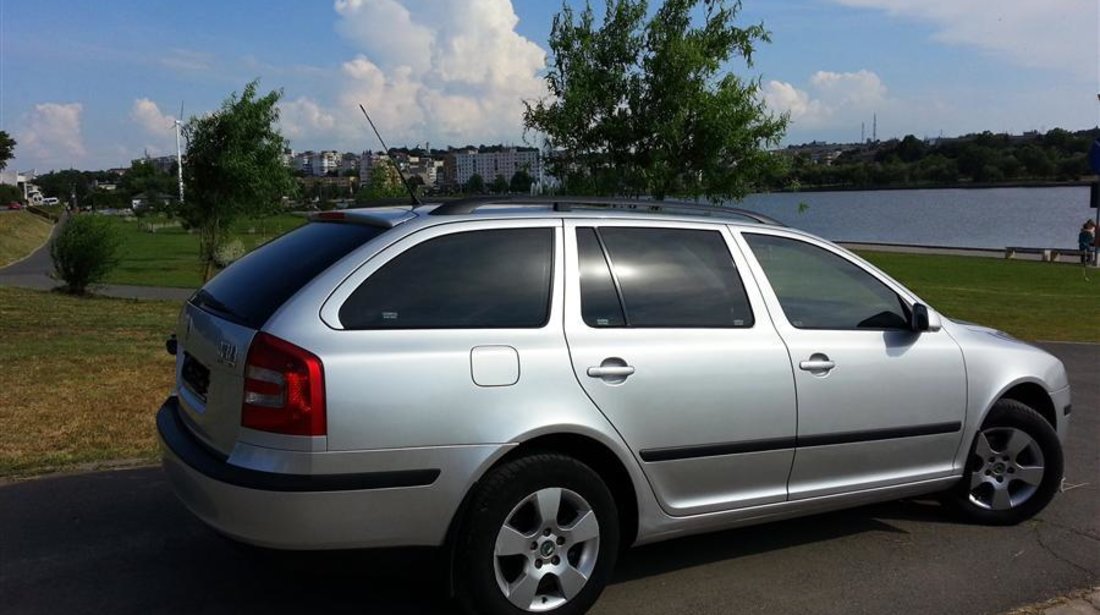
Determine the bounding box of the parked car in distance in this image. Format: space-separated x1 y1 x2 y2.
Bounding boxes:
6 202 22 210
158 197 1070 615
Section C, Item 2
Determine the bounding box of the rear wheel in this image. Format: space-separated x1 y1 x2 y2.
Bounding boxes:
952 399 1063 525
455 453 620 615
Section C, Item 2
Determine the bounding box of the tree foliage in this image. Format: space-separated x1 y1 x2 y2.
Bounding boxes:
778 127 1099 190
355 161 406 203
0 131 15 172
182 80 296 279
465 173 486 194
524 0 788 201
510 169 534 193
50 214 121 294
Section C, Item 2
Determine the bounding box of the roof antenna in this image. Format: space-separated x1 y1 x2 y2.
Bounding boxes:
357 103 422 206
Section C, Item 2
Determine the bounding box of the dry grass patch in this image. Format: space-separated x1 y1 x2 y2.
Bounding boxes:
0 211 53 267
0 287 179 477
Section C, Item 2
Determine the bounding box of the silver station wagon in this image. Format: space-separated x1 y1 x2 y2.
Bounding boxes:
158 197 1070 615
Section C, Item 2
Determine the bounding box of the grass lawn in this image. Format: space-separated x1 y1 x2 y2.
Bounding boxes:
859 251 1099 343
0 212 53 267
0 287 178 477
103 213 306 288
0 249 1095 478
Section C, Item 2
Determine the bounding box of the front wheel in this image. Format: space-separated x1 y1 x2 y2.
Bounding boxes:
951 399 1063 525
454 453 620 615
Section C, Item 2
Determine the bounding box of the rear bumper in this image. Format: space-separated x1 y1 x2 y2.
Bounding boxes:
157 397 503 550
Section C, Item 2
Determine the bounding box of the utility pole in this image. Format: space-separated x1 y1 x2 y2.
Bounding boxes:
872 113 877 142
174 118 185 204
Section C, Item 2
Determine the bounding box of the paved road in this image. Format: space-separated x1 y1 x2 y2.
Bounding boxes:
0 214 193 301
1 343 1097 614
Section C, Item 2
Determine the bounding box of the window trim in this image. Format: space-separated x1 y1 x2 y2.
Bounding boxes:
576 225 757 330
320 219 563 331
737 229 919 333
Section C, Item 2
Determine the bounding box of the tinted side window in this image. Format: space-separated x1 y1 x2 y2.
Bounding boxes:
744 233 909 330
598 227 754 328
577 228 626 327
340 228 554 329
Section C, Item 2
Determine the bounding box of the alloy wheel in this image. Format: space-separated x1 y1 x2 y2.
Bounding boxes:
968 426 1045 511
492 487 601 612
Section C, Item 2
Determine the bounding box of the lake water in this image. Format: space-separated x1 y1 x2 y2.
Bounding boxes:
735 186 1096 249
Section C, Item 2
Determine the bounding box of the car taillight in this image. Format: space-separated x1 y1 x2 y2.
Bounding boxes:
242 333 326 436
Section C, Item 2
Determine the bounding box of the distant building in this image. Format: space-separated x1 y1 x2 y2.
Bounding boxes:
443 148 541 189
339 152 360 176
359 151 391 186
310 150 339 176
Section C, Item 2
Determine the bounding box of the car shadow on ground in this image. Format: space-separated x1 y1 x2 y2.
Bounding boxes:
159 498 957 614
610 497 955 583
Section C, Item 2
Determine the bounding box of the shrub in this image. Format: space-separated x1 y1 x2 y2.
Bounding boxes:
50 215 121 294
213 239 246 268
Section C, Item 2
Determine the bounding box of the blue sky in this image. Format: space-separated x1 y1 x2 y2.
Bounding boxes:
2 0 1096 172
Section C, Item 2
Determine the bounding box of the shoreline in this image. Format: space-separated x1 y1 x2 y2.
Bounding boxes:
769 180 1093 194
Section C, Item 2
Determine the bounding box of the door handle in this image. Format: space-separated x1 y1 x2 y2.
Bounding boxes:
587 366 635 378
799 353 835 374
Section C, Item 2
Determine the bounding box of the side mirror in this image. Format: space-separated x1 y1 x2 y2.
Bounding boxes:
910 303 929 332
910 303 942 332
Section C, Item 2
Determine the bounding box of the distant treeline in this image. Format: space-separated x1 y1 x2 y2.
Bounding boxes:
770 128 1100 191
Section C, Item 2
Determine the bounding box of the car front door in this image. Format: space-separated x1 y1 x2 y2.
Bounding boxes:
737 230 967 500
562 220 797 516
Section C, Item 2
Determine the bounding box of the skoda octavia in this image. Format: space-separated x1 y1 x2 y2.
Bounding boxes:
158 197 1070 615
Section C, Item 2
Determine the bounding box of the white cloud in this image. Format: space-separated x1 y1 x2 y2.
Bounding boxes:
279 97 338 139
19 103 86 161
764 70 888 129
831 0 1095 78
131 98 176 135
287 0 547 149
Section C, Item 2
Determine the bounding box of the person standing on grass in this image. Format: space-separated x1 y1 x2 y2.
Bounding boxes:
1079 220 1096 265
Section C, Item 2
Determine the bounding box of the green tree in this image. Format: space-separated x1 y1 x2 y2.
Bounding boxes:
355 162 406 203
182 81 296 280
895 135 927 163
0 183 23 204
0 131 15 171
50 214 121 294
465 173 485 194
524 0 787 201
490 174 510 194
510 169 534 193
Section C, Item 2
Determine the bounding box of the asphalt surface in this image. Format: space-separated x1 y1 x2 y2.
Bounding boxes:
1 343 1097 614
0 214 193 302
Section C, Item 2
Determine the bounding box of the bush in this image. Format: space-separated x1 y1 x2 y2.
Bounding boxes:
50 215 121 294
213 239 246 268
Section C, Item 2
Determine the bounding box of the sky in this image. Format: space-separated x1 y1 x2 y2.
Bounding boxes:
1 0 1097 172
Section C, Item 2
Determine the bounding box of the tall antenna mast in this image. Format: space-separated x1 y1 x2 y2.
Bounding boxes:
357 103 422 206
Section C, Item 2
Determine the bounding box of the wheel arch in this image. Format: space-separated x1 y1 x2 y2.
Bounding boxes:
441 428 643 597
993 380 1057 430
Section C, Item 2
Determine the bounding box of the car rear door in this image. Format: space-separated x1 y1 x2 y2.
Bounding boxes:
562 220 797 515
736 229 967 500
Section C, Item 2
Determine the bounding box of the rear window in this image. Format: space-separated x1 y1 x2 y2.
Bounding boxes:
193 221 384 328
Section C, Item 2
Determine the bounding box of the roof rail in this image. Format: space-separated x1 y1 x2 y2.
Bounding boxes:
428 195 784 226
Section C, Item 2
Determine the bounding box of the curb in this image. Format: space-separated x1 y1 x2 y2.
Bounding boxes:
1004 587 1100 615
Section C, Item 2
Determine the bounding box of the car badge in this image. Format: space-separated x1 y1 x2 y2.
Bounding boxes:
217 340 238 367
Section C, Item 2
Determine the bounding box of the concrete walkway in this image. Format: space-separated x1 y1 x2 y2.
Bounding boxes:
1006 587 1100 614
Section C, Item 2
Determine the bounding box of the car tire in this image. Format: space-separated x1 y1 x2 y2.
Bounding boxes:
951 399 1063 525
454 453 620 615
